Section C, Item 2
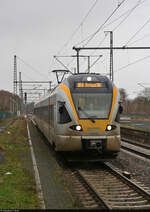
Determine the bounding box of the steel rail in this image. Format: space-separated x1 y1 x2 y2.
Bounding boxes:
121 143 150 159
105 162 150 201
74 163 150 209
122 137 150 150
75 170 111 210
121 126 150 143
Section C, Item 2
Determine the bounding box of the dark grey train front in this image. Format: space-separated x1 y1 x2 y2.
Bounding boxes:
34 73 121 158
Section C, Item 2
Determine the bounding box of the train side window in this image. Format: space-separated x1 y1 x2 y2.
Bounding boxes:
58 102 72 124
119 104 123 114
115 104 123 123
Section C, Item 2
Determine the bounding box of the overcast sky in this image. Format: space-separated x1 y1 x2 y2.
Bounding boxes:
1 0 150 101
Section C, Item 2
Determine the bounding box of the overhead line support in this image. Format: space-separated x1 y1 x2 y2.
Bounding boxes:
23 89 48 91
54 55 102 73
73 46 150 50
53 56 73 74
73 46 150 79
16 81 52 83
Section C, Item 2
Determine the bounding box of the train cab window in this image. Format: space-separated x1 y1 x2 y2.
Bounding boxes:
58 102 72 124
72 93 112 119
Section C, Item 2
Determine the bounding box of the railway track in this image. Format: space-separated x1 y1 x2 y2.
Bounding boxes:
121 140 150 160
31 118 150 209
121 126 150 144
120 126 150 159
72 163 150 210
122 137 150 150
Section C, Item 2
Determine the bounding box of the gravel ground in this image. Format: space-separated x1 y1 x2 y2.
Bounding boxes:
110 150 150 189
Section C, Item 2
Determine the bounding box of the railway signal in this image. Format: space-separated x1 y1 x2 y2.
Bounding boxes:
24 92 27 104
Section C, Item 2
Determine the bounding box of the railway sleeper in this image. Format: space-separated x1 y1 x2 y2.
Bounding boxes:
112 205 150 209
109 200 149 206
98 191 139 195
107 196 144 200
102 194 141 198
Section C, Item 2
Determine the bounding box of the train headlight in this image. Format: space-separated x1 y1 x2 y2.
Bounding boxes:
76 125 82 131
87 76 92 81
106 125 112 131
70 125 82 131
106 125 116 131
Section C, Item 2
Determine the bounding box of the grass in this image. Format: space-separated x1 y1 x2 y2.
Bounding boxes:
0 117 14 127
0 118 41 209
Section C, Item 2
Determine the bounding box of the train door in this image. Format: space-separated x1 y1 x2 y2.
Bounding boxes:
56 97 72 134
55 95 65 135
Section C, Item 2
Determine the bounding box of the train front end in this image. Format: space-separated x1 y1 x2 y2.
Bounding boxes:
56 73 121 159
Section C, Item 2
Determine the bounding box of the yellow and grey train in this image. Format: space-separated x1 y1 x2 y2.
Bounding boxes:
34 73 122 160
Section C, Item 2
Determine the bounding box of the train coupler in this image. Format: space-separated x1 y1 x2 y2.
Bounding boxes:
82 139 103 153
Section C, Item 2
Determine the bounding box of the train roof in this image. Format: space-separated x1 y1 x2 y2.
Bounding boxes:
64 73 113 92
66 73 109 83
34 73 113 107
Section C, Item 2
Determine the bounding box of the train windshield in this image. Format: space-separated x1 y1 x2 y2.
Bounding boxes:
72 93 112 119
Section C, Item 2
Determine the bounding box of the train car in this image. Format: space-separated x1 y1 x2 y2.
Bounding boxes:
33 73 122 160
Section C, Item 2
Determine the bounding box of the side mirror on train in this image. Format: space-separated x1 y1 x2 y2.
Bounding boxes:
59 106 64 113
58 101 66 114
119 105 123 114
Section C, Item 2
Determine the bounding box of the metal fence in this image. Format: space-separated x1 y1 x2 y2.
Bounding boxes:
122 113 150 117
0 111 11 120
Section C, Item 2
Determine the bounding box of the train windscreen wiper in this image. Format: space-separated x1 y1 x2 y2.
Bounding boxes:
78 106 95 123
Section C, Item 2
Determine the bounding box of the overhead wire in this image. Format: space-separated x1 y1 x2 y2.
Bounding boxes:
129 32 150 45
81 0 144 61
21 71 35 81
17 56 50 100
124 16 150 46
49 56 55 72
54 0 131 73
82 0 146 48
86 0 146 54
54 0 99 73
114 0 150 76
54 0 149 76
57 0 99 55
83 0 148 73
81 5 130 72
57 0 127 71
115 54 150 72
17 56 48 80
78 0 127 47
84 56 102 72
103 7 137 30
71 0 128 72
73 0 128 73
81 0 147 54
112 0 147 32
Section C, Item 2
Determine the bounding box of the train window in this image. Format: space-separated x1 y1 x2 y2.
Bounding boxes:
119 104 123 114
72 93 112 119
43 106 49 123
58 102 71 124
